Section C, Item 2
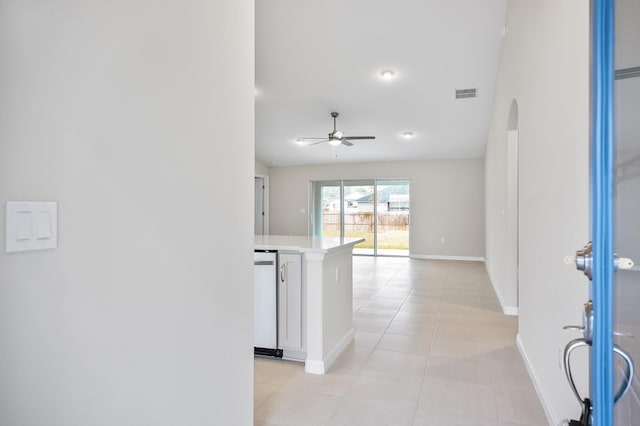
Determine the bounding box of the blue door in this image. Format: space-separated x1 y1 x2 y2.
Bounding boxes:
591 0 639 424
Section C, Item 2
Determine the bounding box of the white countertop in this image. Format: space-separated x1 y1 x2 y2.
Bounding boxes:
254 235 364 254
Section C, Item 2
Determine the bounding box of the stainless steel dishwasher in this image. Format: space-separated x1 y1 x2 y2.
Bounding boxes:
253 251 282 357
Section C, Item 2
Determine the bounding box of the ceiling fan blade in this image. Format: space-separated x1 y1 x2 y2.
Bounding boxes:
298 113 374 148
342 136 376 140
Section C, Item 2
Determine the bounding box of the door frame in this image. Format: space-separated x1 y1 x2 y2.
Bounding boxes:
591 0 615 423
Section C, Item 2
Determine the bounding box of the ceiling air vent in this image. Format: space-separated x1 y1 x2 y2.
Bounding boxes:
455 88 477 99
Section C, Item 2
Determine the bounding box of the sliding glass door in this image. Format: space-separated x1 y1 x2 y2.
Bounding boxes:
376 179 410 256
343 180 375 254
312 179 410 256
312 180 341 239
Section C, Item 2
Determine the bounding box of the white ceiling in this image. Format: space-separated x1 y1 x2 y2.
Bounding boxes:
256 0 507 166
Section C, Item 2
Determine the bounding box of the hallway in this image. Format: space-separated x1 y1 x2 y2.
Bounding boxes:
254 257 547 425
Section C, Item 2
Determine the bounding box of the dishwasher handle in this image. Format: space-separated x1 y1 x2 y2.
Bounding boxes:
254 260 274 266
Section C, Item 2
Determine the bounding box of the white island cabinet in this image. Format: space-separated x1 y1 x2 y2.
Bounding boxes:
277 252 302 352
254 235 364 374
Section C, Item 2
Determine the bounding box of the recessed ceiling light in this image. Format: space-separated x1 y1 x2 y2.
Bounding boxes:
380 70 396 80
402 131 414 139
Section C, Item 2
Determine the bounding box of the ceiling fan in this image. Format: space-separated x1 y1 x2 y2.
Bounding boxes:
297 112 376 147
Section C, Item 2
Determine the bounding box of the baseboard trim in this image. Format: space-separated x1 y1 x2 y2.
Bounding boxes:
303 359 325 375
486 266 518 316
516 334 557 425
503 306 519 316
324 327 354 373
490 271 507 310
304 328 354 375
494 284 519 316
410 254 485 262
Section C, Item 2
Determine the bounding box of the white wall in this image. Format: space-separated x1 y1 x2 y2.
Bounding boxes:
485 0 590 423
268 159 485 258
255 159 270 176
0 1 254 425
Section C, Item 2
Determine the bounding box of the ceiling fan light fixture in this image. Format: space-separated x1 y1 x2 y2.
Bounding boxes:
296 112 375 148
402 131 414 139
380 69 396 80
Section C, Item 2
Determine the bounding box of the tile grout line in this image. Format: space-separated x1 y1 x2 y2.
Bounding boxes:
410 263 445 425
255 258 543 425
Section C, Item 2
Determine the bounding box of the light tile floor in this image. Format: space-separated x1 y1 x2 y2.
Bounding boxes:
255 257 548 426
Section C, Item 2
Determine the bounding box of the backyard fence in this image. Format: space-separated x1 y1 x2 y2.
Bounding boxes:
322 212 409 232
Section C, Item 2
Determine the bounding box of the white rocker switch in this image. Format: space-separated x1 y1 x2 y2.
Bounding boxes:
6 201 58 253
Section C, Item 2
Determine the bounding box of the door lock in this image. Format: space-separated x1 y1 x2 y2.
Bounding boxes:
564 242 593 280
615 256 634 270
564 241 634 279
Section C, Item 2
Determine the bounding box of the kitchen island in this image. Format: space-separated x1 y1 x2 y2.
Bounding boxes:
254 235 364 374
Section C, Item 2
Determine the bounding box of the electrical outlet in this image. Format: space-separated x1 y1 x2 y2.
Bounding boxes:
440 237 445 244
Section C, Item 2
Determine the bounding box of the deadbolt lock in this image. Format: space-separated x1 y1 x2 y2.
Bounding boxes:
564 241 634 280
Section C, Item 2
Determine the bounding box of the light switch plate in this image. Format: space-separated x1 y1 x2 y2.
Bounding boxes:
6 201 58 253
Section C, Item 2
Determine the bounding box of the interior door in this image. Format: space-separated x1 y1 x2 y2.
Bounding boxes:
590 1 638 424
612 0 640 423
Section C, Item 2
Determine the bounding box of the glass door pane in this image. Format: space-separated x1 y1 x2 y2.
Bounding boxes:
613 0 640 422
375 179 410 256
312 181 341 238
343 180 375 255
